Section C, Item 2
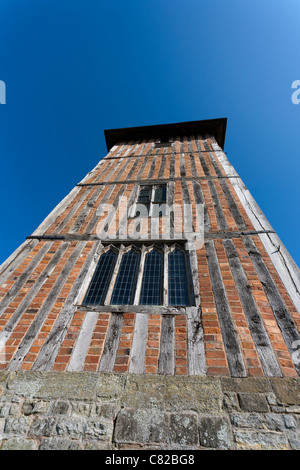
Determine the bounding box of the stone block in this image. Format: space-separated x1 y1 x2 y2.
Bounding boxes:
265 413 297 431
1 437 38 450
238 393 269 412
7 372 101 400
169 413 199 447
199 415 231 449
50 400 70 415
223 392 240 412
286 431 300 450
114 408 168 444
56 416 112 441
39 437 84 450
270 378 300 406
29 416 56 437
221 377 271 394
123 376 223 414
234 430 289 450
96 374 126 400
230 412 266 429
4 416 32 436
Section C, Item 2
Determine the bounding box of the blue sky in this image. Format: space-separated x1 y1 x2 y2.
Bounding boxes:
0 0 299 266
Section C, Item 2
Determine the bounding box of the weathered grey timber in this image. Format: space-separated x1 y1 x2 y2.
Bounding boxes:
26 230 276 242
187 307 206 375
76 304 189 315
180 153 186 178
32 241 102 371
103 149 229 159
84 184 116 234
98 313 123 372
218 178 246 230
158 315 175 375
243 236 300 375
53 187 92 234
224 239 282 377
147 155 158 179
8 242 86 371
128 313 149 374
192 180 211 232
167 181 175 239
67 311 98 372
77 175 242 187
194 138 210 176
116 184 139 238
205 240 246 377
158 149 167 179
169 153 175 179
208 179 228 231
69 185 105 234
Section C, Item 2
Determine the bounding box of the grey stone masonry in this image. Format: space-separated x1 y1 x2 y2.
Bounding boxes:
0 372 300 450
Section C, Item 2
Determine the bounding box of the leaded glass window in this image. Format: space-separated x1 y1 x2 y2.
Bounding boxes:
83 248 117 306
110 249 140 305
168 249 190 306
139 249 163 305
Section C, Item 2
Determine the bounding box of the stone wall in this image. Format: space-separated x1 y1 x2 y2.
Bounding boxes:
0 372 300 450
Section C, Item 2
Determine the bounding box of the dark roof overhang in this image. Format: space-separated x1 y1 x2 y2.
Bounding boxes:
104 117 227 152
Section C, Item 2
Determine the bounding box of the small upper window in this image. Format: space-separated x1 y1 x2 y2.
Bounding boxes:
133 184 167 218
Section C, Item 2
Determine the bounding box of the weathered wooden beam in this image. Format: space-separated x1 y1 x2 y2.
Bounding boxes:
158 315 175 375
76 304 189 316
187 307 206 375
26 230 276 243
128 313 149 374
77 175 241 187
67 311 98 371
98 313 123 372
208 180 228 231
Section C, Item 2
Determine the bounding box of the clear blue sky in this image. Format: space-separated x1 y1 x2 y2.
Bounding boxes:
0 0 299 267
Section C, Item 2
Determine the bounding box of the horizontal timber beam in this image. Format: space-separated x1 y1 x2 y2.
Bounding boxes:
26 230 276 242
77 176 241 187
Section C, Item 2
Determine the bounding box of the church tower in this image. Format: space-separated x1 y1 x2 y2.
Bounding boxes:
0 119 300 450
